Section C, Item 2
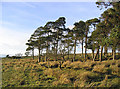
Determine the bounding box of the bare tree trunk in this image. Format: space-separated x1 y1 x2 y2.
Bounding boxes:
73 39 76 62
118 48 120 56
53 41 56 61
104 46 108 56
45 42 48 62
98 48 99 60
81 39 84 58
92 50 95 61
56 40 58 61
100 46 103 62
32 48 34 60
85 32 88 61
38 47 41 62
113 49 115 60
94 48 99 60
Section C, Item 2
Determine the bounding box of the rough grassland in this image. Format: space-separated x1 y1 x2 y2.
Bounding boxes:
2 58 120 88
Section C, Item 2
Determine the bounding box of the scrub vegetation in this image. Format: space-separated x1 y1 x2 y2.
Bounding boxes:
2 55 120 87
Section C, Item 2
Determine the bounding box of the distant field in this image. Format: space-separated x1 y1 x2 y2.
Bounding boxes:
2 56 120 88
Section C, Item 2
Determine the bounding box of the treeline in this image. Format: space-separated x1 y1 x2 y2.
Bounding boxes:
26 1 120 62
6 54 22 59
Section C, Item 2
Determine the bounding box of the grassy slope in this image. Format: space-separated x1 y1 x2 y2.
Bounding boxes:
2 56 120 87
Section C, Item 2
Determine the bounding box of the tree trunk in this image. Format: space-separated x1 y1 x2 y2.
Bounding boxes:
32 47 34 60
56 31 59 61
100 46 103 62
45 42 48 62
94 48 99 60
45 56 47 62
97 46 100 60
92 50 94 61
38 48 41 62
56 40 58 61
81 39 84 58
85 32 88 61
53 41 56 61
104 46 108 56
113 49 115 60
118 48 120 57
97 47 99 60
73 39 76 62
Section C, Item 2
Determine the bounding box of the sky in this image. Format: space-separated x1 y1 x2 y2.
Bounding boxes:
0 2 107 57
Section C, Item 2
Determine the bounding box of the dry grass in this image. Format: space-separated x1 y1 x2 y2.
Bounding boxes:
44 68 62 78
39 61 60 68
92 64 110 74
59 73 71 84
70 61 82 69
2 57 120 87
110 65 119 76
61 61 71 68
74 80 88 87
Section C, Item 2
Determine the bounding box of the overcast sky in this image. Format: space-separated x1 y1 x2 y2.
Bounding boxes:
0 2 107 57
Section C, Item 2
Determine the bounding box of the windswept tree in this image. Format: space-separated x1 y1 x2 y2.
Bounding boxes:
63 28 74 60
51 17 66 61
96 22 107 61
84 20 91 61
26 46 34 59
87 24 102 61
86 18 100 61
26 35 36 60
33 27 45 62
43 22 53 61
72 22 82 62
96 1 120 60
87 36 96 61
109 26 120 60
76 21 86 58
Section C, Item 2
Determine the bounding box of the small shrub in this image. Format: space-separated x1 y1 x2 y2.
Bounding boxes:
44 68 54 76
39 61 60 68
61 61 71 68
93 64 110 74
76 71 101 83
74 79 88 87
43 68 62 78
38 62 47 66
49 61 60 68
59 73 71 85
78 72 90 82
81 62 95 70
71 61 82 70
52 81 61 86
99 78 120 87
110 78 120 87
110 65 119 76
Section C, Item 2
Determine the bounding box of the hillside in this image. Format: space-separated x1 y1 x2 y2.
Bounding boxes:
2 57 120 88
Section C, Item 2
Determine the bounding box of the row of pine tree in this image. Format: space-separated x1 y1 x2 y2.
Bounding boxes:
26 1 120 62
